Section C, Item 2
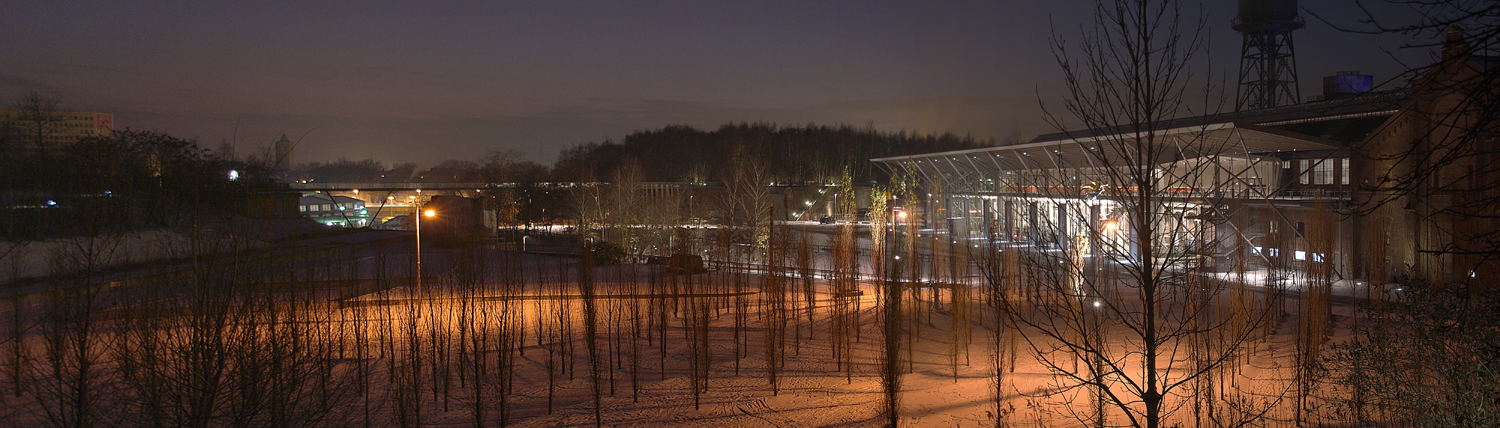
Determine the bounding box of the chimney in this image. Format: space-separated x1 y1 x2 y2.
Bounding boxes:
1443 26 1470 61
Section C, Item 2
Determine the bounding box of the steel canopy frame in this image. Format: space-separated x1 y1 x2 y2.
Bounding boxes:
873 120 1350 278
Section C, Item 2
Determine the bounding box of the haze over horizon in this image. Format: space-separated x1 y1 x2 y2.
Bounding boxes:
3 1 1430 168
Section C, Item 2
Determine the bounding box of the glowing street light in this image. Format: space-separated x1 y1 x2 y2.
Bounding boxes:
416 207 437 291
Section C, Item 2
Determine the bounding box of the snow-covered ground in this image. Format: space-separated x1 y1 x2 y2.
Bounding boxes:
0 234 1355 427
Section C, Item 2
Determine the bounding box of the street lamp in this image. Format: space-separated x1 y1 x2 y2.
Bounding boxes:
416 207 436 290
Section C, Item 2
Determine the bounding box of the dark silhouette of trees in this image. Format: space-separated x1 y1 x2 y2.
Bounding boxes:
295 159 393 183
0 123 267 239
4 91 63 158
416 160 479 182
476 149 549 184
550 123 993 184
1331 276 1500 426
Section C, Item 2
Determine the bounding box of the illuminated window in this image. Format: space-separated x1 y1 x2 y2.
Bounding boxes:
1298 160 1309 184
1253 247 1281 257
1313 160 1335 185
1341 159 1350 185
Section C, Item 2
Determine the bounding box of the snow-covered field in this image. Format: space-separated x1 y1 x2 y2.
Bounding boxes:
0 242 1352 427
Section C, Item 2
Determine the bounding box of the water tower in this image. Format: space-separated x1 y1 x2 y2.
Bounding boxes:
273 133 294 172
1233 0 1304 111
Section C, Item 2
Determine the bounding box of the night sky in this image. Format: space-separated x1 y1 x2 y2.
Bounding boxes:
2 1 1429 167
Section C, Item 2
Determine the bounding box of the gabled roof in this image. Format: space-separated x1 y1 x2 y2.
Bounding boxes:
873 88 1407 176
872 122 1341 178
1026 89 1406 147
1467 55 1500 72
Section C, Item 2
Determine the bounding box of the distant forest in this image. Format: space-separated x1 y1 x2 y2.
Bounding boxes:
295 123 999 184
552 123 997 183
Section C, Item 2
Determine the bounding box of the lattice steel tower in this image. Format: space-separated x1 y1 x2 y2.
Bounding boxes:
1233 0 1304 111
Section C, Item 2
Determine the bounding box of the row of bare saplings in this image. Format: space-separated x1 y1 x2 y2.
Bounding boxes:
967 199 1348 428
0 216 1008 428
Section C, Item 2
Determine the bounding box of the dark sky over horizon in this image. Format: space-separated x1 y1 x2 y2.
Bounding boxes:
2 1 1431 168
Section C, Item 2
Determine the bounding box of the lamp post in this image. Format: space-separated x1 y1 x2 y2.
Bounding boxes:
416 207 436 290
833 192 838 221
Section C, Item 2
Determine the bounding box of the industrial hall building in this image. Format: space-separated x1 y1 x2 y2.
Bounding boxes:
874 31 1499 287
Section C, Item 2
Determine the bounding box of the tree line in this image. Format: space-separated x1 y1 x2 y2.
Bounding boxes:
552 123 994 184
286 123 996 186
0 93 273 241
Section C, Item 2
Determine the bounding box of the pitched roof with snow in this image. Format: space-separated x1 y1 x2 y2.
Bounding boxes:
872 89 1409 175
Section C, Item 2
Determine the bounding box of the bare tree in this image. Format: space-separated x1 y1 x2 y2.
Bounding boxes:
720 141 775 251
999 1 1282 426
31 234 120 428
9 91 63 157
579 238 604 427
606 158 661 258
878 186 907 428
719 142 773 376
761 217 788 395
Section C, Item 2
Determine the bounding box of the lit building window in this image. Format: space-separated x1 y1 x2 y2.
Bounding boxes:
1313 160 1335 185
